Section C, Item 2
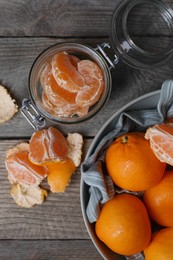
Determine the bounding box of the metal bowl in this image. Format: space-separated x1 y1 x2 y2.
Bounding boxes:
80 90 160 259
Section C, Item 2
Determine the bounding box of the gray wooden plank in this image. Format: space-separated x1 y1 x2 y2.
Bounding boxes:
0 0 172 37
0 37 173 138
0 139 91 239
0 240 102 259
0 0 114 37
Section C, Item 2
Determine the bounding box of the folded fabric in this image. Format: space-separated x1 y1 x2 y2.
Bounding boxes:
81 80 173 260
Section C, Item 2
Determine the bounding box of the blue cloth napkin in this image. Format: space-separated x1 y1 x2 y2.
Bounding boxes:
81 80 173 259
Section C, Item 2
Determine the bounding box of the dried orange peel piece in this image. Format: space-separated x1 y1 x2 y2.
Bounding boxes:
0 85 18 123
10 184 48 208
67 133 83 167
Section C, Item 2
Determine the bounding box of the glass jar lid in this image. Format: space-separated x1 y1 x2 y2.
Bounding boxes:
110 0 173 68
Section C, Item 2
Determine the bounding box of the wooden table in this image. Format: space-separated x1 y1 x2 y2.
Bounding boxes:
0 0 173 259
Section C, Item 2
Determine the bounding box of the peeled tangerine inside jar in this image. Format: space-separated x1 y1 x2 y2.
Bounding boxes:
21 0 173 129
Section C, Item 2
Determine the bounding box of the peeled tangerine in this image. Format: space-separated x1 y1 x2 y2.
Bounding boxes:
29 126 69 165
145 121 173 166
28 127 83 193
5 143 48 208
5 127 83 207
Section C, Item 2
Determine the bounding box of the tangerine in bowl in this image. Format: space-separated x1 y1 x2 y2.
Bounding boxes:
28 42 111 124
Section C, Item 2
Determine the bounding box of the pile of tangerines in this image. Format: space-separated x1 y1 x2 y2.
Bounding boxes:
95 119 173 259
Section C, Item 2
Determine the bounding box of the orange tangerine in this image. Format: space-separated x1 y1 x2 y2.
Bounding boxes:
5 144 47 186
106 132 166 191
29 127 68 165
76 60 104 107
69 55 80 68
143 170 173 227
95 194 151 256
144 227 173 260
40 62 77 105
42 91 78 118
145 122 173 166
52 52 86 92
42 91 88 118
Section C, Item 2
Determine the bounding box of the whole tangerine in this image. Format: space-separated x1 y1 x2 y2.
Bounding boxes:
95 193 151 256
105 132 166 191
144 227 173 260
143 170 173 227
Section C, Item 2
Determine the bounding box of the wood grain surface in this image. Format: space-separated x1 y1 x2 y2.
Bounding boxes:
0 0 173 258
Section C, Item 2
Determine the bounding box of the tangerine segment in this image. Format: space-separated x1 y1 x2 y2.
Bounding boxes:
6 151 47 186
69 55 80 69
47 159 76 193
76 60 104 107
52 52 86 92
29 127 69 165
42 89 89 118
76 106 89 117
40 62 77 105
42 91 78 117
145 123 173 166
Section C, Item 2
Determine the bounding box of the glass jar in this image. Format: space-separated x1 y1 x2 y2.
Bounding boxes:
21 0 173 129
25 43 112 127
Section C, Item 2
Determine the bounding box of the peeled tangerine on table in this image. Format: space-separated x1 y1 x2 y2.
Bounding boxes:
5 143 48 208
29 127 83 193
5 127 83 207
